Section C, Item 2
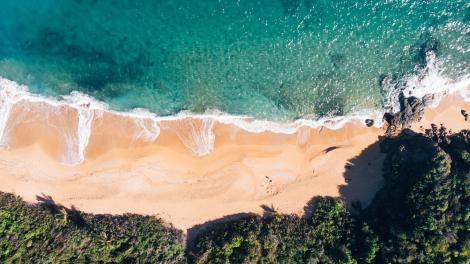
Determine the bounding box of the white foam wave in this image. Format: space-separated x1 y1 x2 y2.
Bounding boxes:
0 79 29 147
0 55 469 164
59 92 100 164
0 79 99 164
296 126 311 146
383 50 470 113
0 98 13 147
133 117 160 142
165 117 215 156
76 107 94 163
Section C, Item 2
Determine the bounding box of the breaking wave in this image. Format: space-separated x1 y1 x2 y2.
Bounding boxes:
0 54 468 164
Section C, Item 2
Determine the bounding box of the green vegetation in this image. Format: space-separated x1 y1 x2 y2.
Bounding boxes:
367 127 470 263
190 128 470 263
0 193 185 263
188 198 371 264
1 127 469 263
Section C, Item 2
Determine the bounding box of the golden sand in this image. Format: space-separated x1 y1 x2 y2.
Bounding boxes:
0 94 468 230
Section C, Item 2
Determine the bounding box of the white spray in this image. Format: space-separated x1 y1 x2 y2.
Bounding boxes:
75 107 94 163
0 99 13 147
383 50 470 113
296 126 311 146
171 117 215 156
0 78 30 147
129 109 161 142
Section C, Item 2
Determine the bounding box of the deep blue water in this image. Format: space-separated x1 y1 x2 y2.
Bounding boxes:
0 0 468 120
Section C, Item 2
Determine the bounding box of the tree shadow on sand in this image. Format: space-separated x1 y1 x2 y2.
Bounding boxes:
185 138 387 252
339 138 385 213
34 136 389 252
36 193 87 227
36 193 62 214
186 195 337 254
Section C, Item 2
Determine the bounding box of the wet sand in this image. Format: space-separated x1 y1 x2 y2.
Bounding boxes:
0 93 468 230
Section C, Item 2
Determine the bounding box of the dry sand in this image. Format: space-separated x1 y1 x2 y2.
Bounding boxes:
0 94 468 230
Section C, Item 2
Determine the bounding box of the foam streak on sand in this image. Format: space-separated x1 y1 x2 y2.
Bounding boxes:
76 108 94 163
165 117 215 157
0 74 469 229
1 56 468 164
0 84 470 228
0 92 468 230
0 99 12 147
0 77 386 164
0 79 384 163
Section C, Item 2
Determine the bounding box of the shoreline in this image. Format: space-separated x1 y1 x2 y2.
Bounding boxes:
0 84 468 230
0 76 469 163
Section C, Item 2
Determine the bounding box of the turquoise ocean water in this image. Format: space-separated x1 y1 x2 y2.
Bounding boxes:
0 0 468 120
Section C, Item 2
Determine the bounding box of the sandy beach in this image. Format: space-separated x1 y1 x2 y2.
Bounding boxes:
0 92 468 230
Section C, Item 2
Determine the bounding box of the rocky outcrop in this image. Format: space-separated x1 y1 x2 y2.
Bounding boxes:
365 119 374 127
383 94 425 135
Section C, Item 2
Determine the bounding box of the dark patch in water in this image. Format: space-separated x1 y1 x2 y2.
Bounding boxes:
314 96 345 116
304 0 314 10
411 33 440 68
34 29 65 54
73 0 98 5
29 28 154 93
313 72 346 116
314 92 345 116
0 0 467 119
330 53 347 69
464 7 470 23
279 0 301 15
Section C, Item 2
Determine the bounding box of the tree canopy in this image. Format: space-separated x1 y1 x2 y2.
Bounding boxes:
1 128 469 263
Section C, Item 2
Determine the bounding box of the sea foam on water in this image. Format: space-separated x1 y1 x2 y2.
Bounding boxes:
0 51 469 166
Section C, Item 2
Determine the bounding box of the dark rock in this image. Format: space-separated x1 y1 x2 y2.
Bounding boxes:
383 93 425 135
365 119 374 127
422 94 436 107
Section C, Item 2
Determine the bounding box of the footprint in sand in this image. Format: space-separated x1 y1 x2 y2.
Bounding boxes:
261 175 279 196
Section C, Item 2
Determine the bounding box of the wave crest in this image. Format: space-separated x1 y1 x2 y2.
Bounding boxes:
0 54 468 165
